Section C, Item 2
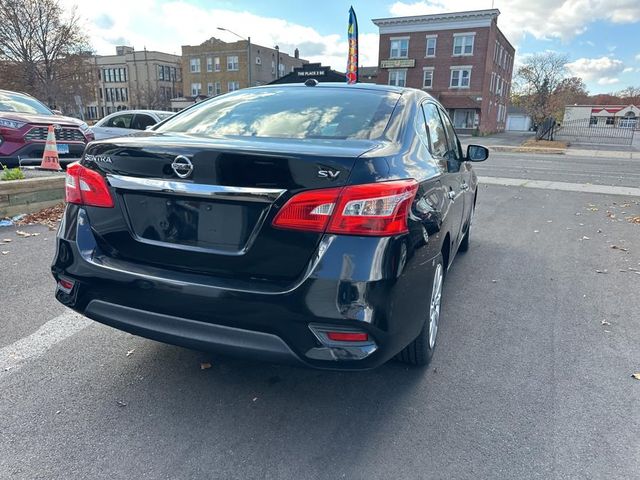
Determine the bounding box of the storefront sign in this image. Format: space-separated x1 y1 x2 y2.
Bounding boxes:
381 59 415 68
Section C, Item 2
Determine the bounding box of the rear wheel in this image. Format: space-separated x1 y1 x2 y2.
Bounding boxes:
397 255 444 366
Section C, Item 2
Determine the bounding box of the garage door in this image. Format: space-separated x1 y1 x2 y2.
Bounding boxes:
507 115 527 131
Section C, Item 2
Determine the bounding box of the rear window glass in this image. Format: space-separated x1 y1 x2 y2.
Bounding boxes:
156 87 400 140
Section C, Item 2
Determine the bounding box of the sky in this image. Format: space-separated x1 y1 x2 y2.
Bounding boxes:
60 0 640 94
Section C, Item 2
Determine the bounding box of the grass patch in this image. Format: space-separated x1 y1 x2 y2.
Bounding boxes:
1 164 26 181
520 139 568 149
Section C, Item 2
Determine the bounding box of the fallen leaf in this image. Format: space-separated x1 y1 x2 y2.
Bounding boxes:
116 400 127 407
595 269 608 274
2 238 10 242
252 397 258 402
632 373 640 381
15 230 31 237
581 236 590 240
200 362 212 370
601 320 611 326
1 251 8 255
55 410 61 415
126 349 135 357
491 279 497 283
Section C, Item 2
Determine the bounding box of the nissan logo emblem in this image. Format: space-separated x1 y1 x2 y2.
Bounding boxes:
171 155 193 178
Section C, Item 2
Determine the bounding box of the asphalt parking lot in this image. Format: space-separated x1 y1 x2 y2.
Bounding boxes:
1 152 639 479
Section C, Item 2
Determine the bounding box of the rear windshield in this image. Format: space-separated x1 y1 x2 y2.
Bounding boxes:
156 87 400 140
0 91 52 115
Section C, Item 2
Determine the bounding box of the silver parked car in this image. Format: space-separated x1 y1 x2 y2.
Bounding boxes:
89 110 174 140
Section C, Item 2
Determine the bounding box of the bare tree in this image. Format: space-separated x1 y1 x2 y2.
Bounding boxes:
616 86 640 104
0 0 92 110
515 52 569 125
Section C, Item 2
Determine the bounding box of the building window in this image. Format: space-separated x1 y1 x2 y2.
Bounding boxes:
214 82 221 95
390 38 409 58
214 57 221 72
388 69 407 87
453 109 476 129
423 68 434 89
207 57 213 72
207 82 214 95
453 34 474 56
450 68 471 88
228 81 240 92
190 58 200 73
255 56 261 65
426 36 437 57
589 116 598 126
606 116 614 125
191 83 202 96
490 72 495 93
227 56 239 71
158 65 164 80
278 63 285 76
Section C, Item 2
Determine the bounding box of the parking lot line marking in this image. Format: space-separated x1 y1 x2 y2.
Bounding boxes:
479 176 640 197
0 311 91 378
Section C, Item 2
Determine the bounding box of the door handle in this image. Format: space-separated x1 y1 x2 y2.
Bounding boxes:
447 191 456 200
461 183 469 191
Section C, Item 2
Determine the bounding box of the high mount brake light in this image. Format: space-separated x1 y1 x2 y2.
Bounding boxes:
65 162 114 208
272 179 418 236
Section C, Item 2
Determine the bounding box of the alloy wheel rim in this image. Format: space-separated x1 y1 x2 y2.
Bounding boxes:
429 263 443 349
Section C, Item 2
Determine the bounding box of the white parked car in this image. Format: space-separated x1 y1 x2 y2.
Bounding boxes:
89 110 174 140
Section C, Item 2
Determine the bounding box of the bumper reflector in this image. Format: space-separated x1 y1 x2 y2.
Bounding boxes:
57 278 75 294
326 331 369 342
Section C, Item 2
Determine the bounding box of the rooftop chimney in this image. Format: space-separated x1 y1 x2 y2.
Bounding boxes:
294 48 299 59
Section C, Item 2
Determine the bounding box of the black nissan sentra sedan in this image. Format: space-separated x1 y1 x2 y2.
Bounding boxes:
52 82 488 370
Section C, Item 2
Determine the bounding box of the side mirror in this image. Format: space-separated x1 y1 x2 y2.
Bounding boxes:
466 144 489 162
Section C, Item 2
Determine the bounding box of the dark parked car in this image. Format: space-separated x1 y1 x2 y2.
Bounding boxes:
52 83 487 370
0 89 94 167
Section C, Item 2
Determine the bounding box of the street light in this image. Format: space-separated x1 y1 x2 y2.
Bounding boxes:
217 27 251 88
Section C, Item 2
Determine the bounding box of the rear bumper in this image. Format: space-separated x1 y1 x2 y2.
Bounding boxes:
85 299 306 366
52 206 438 370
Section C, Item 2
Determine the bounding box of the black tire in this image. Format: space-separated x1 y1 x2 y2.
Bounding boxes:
397 254 444 366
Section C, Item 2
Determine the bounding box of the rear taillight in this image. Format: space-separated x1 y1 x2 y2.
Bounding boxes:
272 179 418 236
65 162 114 208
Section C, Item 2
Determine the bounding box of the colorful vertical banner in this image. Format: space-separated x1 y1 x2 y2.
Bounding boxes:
346 6 358 84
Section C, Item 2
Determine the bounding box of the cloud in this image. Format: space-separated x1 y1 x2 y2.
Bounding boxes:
60 0 379 68
597 77 619 85
622 67 634 73
565 56 625 82
636 53 640 61
389 0 640 45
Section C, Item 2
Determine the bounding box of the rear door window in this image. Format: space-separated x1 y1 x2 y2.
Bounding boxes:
438 108 463 161
132 114 157 130
421 103 448 158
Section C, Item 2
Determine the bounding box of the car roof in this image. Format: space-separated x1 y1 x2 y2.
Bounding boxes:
248 82 408 95
105 109 172 116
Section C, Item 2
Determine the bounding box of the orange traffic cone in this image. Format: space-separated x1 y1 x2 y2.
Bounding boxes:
40 125 61 170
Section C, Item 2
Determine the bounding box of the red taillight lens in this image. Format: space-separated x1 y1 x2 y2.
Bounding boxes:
326 331 369 342
272 180 418 236
65 162 114 208
272 187 341 232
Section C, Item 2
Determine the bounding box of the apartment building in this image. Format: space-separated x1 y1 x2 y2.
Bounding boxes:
373 9 515 134
85 46 182 120
181 37 308 98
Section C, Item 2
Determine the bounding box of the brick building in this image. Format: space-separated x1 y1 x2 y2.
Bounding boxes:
181 37 307 99
373 9 515 134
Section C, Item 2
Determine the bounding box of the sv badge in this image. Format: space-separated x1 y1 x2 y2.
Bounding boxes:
317 168 340 179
